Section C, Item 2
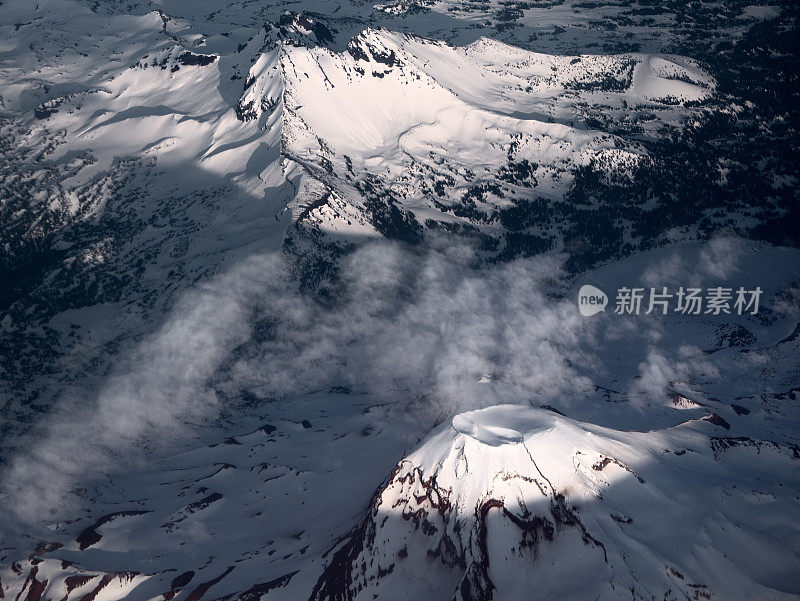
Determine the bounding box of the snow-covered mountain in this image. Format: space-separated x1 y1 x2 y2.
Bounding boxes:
0 0 715 441
313 402 800 601
1 0 798 600
3 238 799 601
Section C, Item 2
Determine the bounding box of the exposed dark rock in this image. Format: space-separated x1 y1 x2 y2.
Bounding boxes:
76 511 151 550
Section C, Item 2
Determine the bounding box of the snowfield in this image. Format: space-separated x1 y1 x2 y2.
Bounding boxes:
3 240 800 601
1 0 798 600
280 30 714 235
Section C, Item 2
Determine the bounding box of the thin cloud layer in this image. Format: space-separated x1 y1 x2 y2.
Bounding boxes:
4 239 747 523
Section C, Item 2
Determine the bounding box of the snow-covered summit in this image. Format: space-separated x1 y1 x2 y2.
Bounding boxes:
312 403 800 600
278 28 713 237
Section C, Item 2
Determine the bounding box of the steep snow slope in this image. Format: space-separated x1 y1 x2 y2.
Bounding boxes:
312 404 800 601
0 3 716 437
0 8 300 444
280 29 712 237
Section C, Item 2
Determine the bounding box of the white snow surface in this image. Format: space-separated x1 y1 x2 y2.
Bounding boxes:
2 241 799 601
331 402 800 600
0 2 798 601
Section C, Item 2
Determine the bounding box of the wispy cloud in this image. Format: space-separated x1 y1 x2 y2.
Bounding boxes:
10 238 740 524
2 256 274 521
